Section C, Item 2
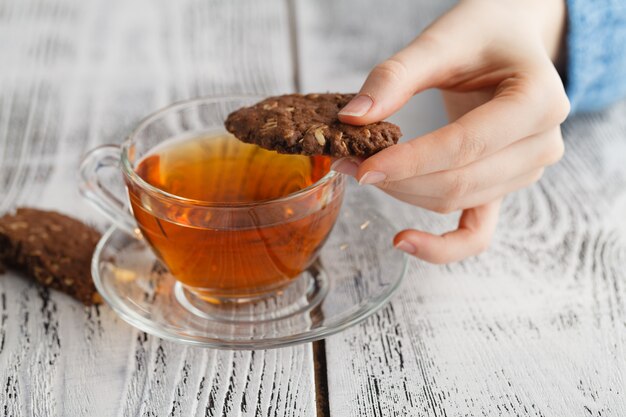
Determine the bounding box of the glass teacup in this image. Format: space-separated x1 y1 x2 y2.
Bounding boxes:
80 96 344 303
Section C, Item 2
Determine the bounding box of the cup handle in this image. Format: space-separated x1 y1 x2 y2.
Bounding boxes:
79 145 138 235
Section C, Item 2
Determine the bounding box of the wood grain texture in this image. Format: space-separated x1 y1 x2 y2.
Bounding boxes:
0 1 316 416
296 0 626 415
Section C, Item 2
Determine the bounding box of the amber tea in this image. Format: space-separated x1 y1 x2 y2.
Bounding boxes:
127 133 342 300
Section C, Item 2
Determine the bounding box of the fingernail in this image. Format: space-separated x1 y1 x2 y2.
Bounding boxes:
331 158 360 177
338 95 373 117
359 171 386 185
395 240 416 255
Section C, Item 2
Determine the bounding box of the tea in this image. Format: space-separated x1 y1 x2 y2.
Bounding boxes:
127 132 342 300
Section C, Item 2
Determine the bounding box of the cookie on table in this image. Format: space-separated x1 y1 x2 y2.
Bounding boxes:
0 208 102 306
225 93 402 157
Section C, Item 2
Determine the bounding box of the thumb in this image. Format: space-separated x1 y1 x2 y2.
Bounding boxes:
338 35 451 126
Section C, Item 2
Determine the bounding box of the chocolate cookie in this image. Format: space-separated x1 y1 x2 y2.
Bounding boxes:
225 93 402 157
0 208 102 305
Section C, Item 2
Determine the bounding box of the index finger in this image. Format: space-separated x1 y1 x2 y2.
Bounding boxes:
357 72 569 184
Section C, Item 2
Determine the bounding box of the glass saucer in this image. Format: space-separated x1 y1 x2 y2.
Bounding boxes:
92 203 407 349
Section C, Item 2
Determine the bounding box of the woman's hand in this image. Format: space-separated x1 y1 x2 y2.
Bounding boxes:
333 0 570 264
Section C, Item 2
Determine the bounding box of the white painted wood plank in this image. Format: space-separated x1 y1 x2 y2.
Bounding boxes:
297 0 626 415
0 1 316 416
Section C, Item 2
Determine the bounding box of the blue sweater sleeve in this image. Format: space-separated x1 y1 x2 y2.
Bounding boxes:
566 0 626 113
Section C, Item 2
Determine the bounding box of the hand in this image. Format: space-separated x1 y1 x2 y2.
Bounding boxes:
333 0 570 264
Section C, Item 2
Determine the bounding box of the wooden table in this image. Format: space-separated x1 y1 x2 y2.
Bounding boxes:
1 0 625 415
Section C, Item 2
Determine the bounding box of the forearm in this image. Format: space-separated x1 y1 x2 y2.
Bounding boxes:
506 0 626 113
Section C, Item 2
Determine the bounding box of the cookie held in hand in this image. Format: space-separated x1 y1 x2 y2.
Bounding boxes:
0 208 102 305
225 93 402 157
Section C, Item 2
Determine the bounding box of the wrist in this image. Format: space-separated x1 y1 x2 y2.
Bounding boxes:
526 0 567 65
